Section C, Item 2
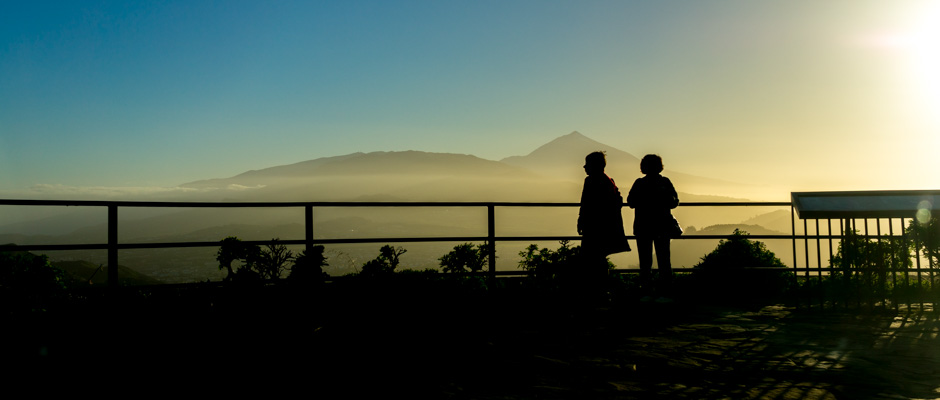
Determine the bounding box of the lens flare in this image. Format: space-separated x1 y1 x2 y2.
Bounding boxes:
916 200 933 224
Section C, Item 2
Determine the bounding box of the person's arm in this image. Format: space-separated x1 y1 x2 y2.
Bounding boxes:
626 179 640 209
578 178 589 235
665 178 679 209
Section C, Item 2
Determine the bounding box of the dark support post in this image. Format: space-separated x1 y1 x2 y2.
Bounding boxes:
108 205 118 289
790 205 799 308
487 205 496 282
305 205 314 254
790 205 797 269
803 219 810 278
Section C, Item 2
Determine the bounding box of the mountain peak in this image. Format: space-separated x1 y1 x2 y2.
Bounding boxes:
499 131 641 180
504 131 638 162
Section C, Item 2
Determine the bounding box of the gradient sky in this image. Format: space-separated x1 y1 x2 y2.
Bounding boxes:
2 0 938 197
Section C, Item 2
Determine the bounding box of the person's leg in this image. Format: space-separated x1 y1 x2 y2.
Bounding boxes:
590 250 609 303
653 238 672 287
653 238 671 272
636 237 653 283
578 239 606 303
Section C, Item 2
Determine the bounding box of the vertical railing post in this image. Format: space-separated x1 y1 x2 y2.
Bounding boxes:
305 205 314 254
487 205 496 282
108 205 118 289
791 204 802 308
790 204 797 270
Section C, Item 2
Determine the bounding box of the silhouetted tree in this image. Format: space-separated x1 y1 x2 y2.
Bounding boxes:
216 237 266 282
258 238 293 280
439 242 492 273
906 217 940 268
360 245 406 278
831 229 912 272
217 237 304 282
518 240 585 280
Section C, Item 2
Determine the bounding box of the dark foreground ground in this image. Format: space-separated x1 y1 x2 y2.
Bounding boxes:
4 283 940 399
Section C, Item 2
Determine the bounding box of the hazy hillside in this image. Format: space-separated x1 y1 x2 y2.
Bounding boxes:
181 151 538 192
741 210 793 234
181 153 365 189
52 260 164 287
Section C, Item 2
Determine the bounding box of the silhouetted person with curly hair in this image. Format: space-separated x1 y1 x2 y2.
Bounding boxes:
578 151 629 296
628 154 679 286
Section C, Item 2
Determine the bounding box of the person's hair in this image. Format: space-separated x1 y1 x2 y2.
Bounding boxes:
585 151 606 168
640 154 663 174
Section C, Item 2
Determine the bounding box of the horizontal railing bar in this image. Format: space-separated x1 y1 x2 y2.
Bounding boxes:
0 199 791 208
0 243 110 251
0 234 842 253
676 202 791 207
5 232 901 253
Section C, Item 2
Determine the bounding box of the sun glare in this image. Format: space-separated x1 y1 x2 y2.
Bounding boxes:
863 3 940 125
902 3 940 124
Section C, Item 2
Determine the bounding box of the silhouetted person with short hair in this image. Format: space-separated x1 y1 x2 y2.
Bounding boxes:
578 151 629 297
628 154 679 287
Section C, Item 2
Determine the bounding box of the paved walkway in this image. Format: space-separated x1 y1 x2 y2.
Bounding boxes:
426 303 940 399
321 301 940 399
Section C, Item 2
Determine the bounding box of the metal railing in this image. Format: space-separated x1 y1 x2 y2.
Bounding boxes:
1 199 799 287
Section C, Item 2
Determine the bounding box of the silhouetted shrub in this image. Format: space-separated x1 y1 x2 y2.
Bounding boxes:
695 229 786 270
0 248 69 312
439 243 492 273
517 240 592 282
288 245 329 285
360 245 406 278
692 230 790 300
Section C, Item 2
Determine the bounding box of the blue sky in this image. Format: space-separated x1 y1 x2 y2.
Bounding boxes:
2 1 939 196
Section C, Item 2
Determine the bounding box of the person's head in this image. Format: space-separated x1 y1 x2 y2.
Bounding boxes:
640 154 663 175
584 151 606 176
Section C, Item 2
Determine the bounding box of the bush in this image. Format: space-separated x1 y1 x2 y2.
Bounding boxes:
0 248 69 312
216 236 296 282
692 230 791 301
288 245 329 285
517 240 603 282
439 243 492 274
694 229 786 270
360 245 406 278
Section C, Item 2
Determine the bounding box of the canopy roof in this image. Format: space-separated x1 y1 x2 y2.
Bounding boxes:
792 190 940 219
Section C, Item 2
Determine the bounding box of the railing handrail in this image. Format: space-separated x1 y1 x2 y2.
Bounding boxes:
0 199 791 207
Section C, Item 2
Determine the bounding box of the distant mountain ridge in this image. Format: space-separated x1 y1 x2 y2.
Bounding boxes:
182 151 535 189
178 131 756 202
